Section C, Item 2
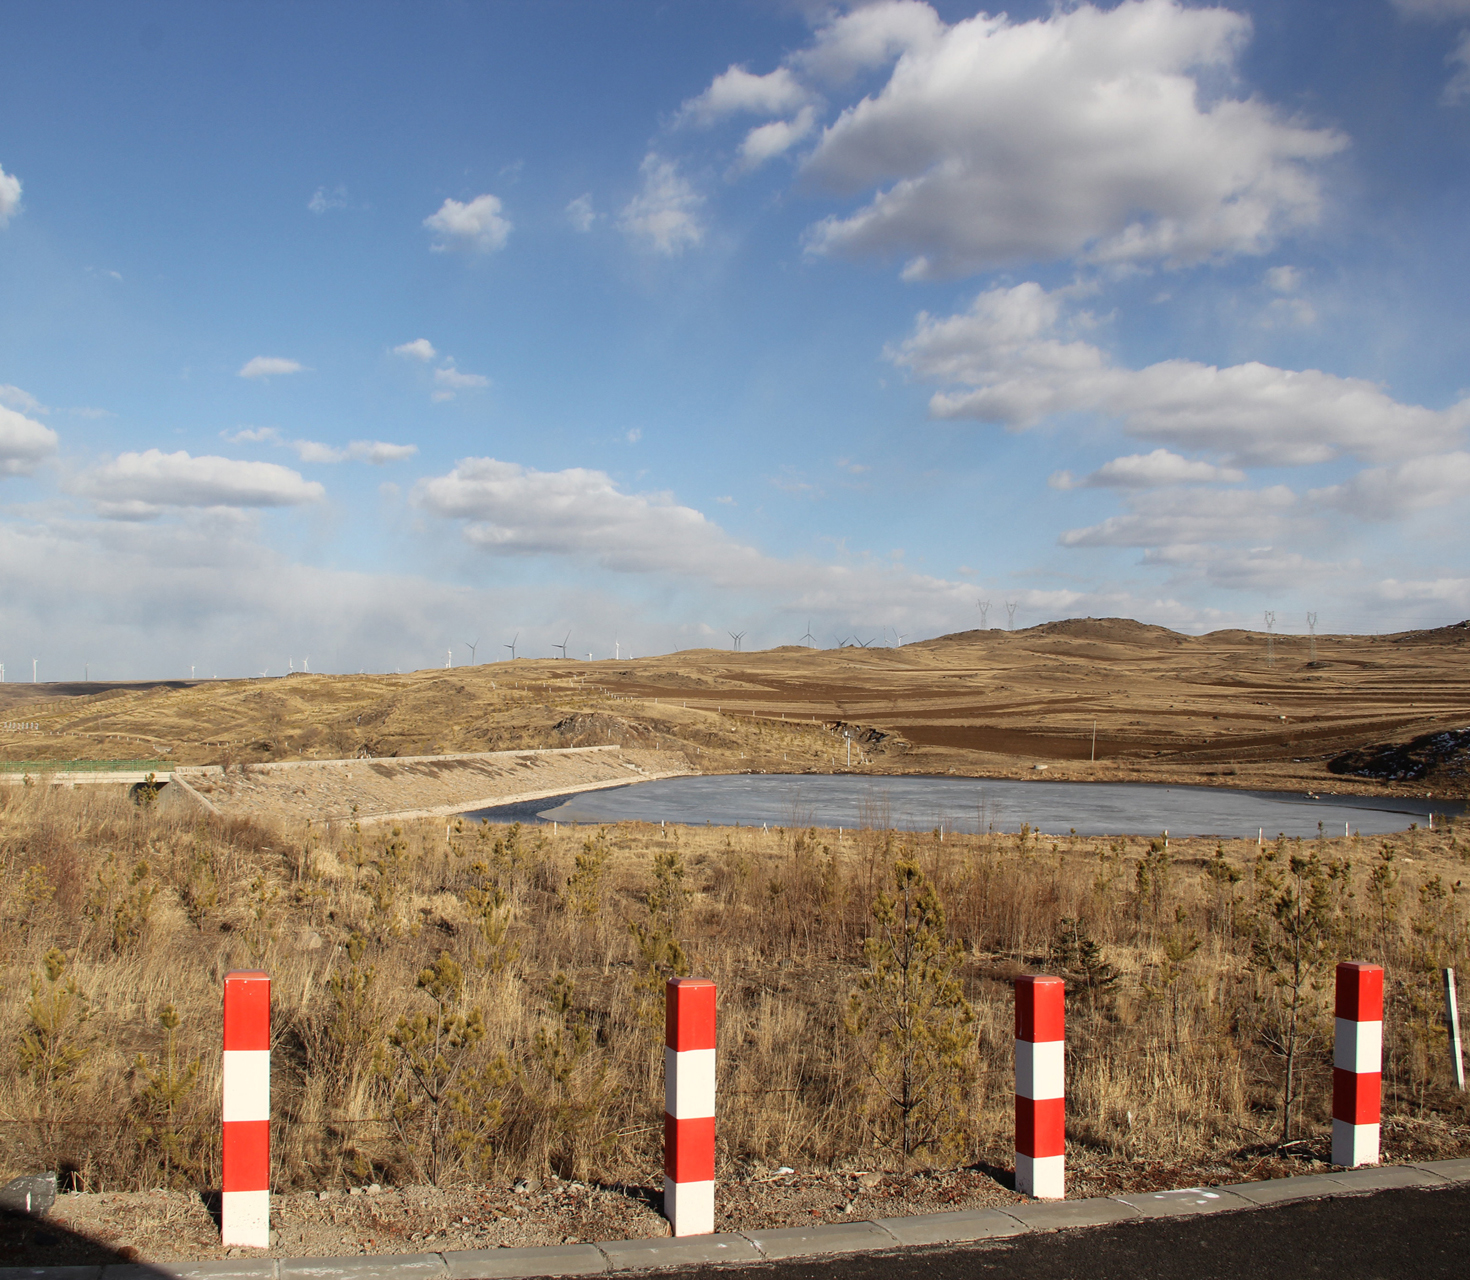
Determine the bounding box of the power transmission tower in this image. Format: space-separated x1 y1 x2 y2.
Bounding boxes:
1307 612 1318 665
1264 611 1276 668
977 599 990 629
1005 600 1018 630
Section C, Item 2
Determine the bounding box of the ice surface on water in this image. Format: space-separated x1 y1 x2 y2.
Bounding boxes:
468 774 1458 838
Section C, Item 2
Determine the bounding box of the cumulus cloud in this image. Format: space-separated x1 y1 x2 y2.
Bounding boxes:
619 155 704 255
424 194 512 253
223 426 416 465
393 338 437 362
430 364 490 404
735 106 819 172
291 440 419 465
1309 451 1470 518
891 281 1470 467
74 450 325 518
797 0 1344 276
412 456 985 620
0 384 47 415
238 356 306 379
0 162 20 227
0 406 60 476
792 0 945 83
566 194 597 232
681 65 811 124
1059 484 1301 549
1050 449 1245 490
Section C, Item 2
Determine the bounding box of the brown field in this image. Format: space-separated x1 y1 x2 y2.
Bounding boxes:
1 618 1466 1262
1 617 1468 803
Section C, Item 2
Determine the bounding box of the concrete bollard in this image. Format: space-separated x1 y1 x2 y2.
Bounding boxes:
1015 975 1065 1200
222 970 271 1248
1332 962 1383 1168
664 977 716 1236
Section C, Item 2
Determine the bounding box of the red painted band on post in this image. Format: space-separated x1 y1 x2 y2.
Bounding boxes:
1015 1096 1066 1158
666 978 717 1052
224 970 271 1052
664 1114 716 1181
1334 963 1384 1023
1015 976 1065 1042
222 1119 270 1191
1333 1069 1382 1125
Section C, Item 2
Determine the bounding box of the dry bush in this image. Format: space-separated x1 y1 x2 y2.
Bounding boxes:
0 783 1466 1193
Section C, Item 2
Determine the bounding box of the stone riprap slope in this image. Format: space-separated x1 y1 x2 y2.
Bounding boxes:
171 746 690 824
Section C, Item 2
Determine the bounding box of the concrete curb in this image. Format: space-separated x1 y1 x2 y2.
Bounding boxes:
4 1160 1468 1280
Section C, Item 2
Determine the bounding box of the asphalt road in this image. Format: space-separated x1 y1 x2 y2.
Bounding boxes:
672 1185 1470 1280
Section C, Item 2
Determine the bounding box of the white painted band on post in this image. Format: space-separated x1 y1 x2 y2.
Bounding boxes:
220 1190 269 1247
1331 1120 1380 1169
664 1046 717 1119
222 1050 271 1123
1016 1154 1064 1200
1015 1039 1065 1101
663 1178 714 1237
1333 1018 1382 1074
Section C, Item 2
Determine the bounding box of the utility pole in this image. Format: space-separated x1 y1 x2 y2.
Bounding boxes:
1307 612 1318 665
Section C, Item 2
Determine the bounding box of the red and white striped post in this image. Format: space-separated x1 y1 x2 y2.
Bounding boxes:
1333 961 1383 1168
222 970 271 1248
664 977 716 1236
1015 975 1065 1199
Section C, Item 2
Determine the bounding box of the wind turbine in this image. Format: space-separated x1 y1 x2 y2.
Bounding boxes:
504 633 518 661
464 638 479 665
729 631 745 652
800 622 817 648
614 637 620 660
553 632 570 659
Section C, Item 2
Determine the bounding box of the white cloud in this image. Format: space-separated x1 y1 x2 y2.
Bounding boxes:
73 449 325 518
566 194 597 232
308 185 348 214
0 162 20 227
1445 30 1470 103
433 364 489 392
0 384 47 415
792 1 945 83
223 426 282 444
619 154 704 255
735 106 819 172
424 194 512 253
223 425 415 465
1059 484 1301 549
891 281 1470 467
1309 451 1470 518
238 356 306 379
1265 265 1302 292
680 65 811 124
0 406 60 476
1050 449 1245 490
798 0 1345 277
393 338 438 362
291 439 419 465
412 456 980 619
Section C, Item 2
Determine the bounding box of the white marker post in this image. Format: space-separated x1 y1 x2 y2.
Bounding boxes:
664 977 716 1236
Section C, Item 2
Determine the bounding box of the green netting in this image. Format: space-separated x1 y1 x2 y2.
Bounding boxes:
0 759 170 773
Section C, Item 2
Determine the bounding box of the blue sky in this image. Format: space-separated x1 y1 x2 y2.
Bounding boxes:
2 0 1469 679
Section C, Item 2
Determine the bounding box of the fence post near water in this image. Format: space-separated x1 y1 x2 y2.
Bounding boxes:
1015 975 1065 1199
664 977 716 1236
222 970 271 1247
1332 962 1383 1168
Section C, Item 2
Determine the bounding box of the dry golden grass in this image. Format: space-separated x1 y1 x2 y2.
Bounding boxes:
1 782 1466 1196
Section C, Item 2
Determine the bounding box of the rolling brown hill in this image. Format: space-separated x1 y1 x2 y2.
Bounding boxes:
2 617 1467 799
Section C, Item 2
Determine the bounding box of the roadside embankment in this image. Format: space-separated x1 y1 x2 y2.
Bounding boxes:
168 746 693 824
